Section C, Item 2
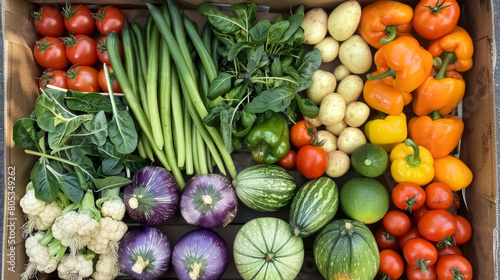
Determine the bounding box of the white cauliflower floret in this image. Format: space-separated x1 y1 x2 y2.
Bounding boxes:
34 203 62 230
20 188 46 216
52 211 99 254
57 254 93 280
87 217 127 255
91 253 120 280
101 200 126 221
21 232 59 280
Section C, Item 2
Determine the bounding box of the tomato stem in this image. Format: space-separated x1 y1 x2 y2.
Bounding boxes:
405 194 418 211
416 258 430 273
437 235 456 248
35 37 54 53
450 267 465 280
422 0 453 14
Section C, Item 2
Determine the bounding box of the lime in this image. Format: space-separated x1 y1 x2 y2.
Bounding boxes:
340 177 389 224
351 143 389 178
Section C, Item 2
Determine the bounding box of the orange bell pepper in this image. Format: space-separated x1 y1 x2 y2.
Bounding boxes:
367 36 434 93
408 111 464 159
358 0 414 49
412 70 465 116
433 155 473 191
428 26 474 72
363 76 406 115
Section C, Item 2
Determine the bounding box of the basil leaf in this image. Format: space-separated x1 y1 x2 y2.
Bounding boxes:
298 49 322 80
249 19 272 45
198 2 245 34
267 20 290 45
30 158 59 204
208 72 233 100
245 88 295 113
94 176 132 191
294 93 319 118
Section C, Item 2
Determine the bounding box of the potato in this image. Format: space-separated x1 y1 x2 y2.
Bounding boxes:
328 0 362 41
317 130 337 153
339 35 373 74
344 102 370 127
337 75 364 103
305 115 322 127
314 37 339 63
301 8 329 45
337 127 367 154
325 150 350 178
318 93 346 126
333 64 351 81
306 70 337 105
326 120 348 136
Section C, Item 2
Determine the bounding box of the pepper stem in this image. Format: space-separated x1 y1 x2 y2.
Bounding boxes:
404 139 422 168
422 0 453 14
435 51 457 80
189 262 202 280
381 25 397 45
430 110 442 120
367 68 397 81
378 111 388 120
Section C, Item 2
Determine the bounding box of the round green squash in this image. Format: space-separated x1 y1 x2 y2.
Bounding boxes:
234 217 304 280
313 219 380 280
289 177 339 238
233 164 296 212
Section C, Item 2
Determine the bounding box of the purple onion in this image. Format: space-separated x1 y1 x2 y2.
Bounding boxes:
124 166 180 226
180 174 237 228
172 229 228 280
118 226 171 280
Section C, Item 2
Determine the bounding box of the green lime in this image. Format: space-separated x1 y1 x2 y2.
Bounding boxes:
340 177 389 224
351 143 389 178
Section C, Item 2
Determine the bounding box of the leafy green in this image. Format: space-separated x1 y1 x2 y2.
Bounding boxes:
94 176 132 191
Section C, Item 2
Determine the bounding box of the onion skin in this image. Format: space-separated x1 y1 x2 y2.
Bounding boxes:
172 229 228 280
118 226 171 280
180 174 237 228
124 166 180 226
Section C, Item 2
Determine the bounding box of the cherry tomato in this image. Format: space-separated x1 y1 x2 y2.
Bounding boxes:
453 215 472 245
32 5 65 37
66 65 100 92
62 3 95 35
33 37 69 70
418 209 457 245
39 69 68 89
413 0 460 40
399 226 421 249
392 182 426 211
383 210 411 237
406 264 437 280
436 255 473 280
437 245 463 258
290 120 315 149
412 203 431 224
277 149 296 169
374 226 400 251
296 145 328 179
98 66 122 93
96 36 124 65
379 249 405 280
62 35 98 66
425 182 453 210
403 237 438 273
94 6 126 36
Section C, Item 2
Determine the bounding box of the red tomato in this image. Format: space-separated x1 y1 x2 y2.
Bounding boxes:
62 35 98 66
425 182 453 210
413 0 460 40
39 69 68 89
403 237 438 273
32 6 65 37
453 215 472 245
383 210 411 237
392 182 426 211
379 249 405 280
66 65 100 92
290 120 315 149
374 226 400 251
399 226 421 249
62 3 95 35
277 149 296 169
296 145 328 179
96 36 124 64
412 203 431 224
437 245 463 258
94 6 126 36
98 66 122 93
418 209 457 245
406 264 437 280
436 255 473 280
33 37 69 70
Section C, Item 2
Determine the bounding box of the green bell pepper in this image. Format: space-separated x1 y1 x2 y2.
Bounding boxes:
243 112 290 164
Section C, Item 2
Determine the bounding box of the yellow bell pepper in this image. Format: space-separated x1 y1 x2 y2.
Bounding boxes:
364 113 407 146
433 155 473 191
390 139 434 185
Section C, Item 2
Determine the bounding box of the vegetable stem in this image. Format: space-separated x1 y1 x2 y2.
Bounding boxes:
170 68 186 168
146 24 164 150
184 102 194 175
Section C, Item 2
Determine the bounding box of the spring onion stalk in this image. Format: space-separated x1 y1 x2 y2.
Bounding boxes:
130 31 150 118
196 128 208 174
137 137 147 159
201 22 213 57
130 22 148 83
161 2 171 27
206 146 213 173
121 23 138 98
146 24 164 150
166 0 194 76
170 68 185 168
144 14 154 57
184 102 194 175
142 132 155 163
192 126 201 175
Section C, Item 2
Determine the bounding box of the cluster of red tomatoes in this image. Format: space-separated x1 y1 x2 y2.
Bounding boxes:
375 182 473 280
32 4 125 93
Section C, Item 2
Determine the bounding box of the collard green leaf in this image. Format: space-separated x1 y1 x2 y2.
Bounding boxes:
294 93 319 118
108 110 138 154
208 72 233 100
13 118 41 149
228 42 254 61
297 49 322 80
245 88 295 113
94 176 132 191
267 20 290 45
30 158 59 204
198 2 245 34
249 19 272 45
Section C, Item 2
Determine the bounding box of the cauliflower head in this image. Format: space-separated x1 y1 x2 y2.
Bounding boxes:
52 211 99 254
87 217 127 255
101 200 126 221
91 253 120 280
57 254 93 280
22 232 59 279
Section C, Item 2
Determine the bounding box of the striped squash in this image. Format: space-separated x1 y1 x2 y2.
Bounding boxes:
233 164 296 212
289 177 338 238
313 219 380 280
